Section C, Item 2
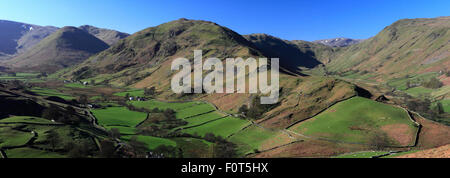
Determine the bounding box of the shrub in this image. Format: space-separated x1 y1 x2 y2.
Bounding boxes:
422 78 443 89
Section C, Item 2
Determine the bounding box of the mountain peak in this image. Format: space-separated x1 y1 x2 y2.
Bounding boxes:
313 38 364 47
78 25 129 45
5 26 109 73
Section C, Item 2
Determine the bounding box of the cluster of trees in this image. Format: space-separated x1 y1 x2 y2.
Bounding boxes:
36 72 48 78
137 107 187 136
203 133 237 158
44 129 100 158
238 96 276 119
41 104 81 125
144 87 156 97
422 78 443 89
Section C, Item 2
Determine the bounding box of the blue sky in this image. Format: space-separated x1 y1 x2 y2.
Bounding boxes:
0 0 448 41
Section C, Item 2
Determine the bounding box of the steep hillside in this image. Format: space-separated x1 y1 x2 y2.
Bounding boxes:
244 34 327 73
0 20 58 60
64 18 263 81
5 26 109 73
79 25 129 45
324 17 450 81
313 38 364 47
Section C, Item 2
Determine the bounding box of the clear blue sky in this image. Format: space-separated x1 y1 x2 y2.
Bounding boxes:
0 0 448 41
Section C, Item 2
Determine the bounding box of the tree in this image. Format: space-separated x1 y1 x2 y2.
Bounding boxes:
99 139 117 158
65 141 90 158
422 78 443 89
47 130 62 150
238 105 248 115
42 105 61 121
436 102 445 114
110 128 121 139
144 87 156 97
124 93 130 100
66 106 76 115
78 94 88 105
163 109 176 120
405 81 411 89
128 136 148 158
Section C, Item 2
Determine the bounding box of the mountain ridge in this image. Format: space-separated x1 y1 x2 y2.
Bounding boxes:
4 26 110 73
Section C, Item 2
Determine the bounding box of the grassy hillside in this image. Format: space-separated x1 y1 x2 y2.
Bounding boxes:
290 97 418 146
323 17 450 83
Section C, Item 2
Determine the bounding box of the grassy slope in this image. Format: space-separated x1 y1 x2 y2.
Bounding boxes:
92 107 147 127
0 127 33 148
5 147 67 158
290 97 418 146
182 116 250 138
121 135 177 150
0 116 55 124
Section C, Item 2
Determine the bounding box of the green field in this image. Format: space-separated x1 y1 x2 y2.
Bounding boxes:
105 126 138 135
114 89 145 97
92 107 147 128
0 73 41 82
182 116 250 138
121 135 177 150
0 127 34 148
30 87 75 100
4 147 67 158
334 151 390 158
435 99 450 113
130 100 199 111
387 72 439 91
179 112 225 128
0 116 55 124
404 87 435 97
290 97 418 145
171 137 213 158
229 125 283 155
130 100 216 119
64 83 89 88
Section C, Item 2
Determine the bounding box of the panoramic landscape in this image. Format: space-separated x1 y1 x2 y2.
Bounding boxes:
0 1 449 159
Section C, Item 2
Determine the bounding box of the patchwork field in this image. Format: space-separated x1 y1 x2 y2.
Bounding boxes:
121 135 177 150
289 97 419 146
30 87 75 100
4 147 67 158
0 116 56 124
0 127 34 148
0 72 42 82
181 116 250 138
114 89 145 97
229 125 296 155
92 107 147 128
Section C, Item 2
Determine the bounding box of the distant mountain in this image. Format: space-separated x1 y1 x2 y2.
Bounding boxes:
313 38 364 47
244 33 327 74
79 25 129 45
324 17 450 81
5 26 109 73
0 20 58 60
